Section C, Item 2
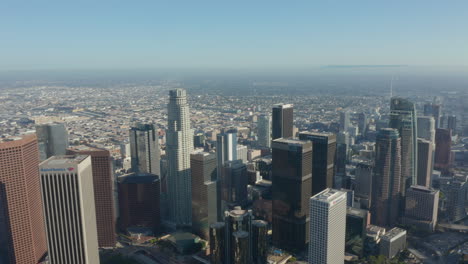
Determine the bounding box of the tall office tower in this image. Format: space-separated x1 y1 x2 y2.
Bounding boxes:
0 136 47 264
371 128 402 227
358 112 368 137
402 186 439 231
40 155 99 264
309 189 347 264
217 129 238 181
298 132 337 195
221 160 248 207
209 207 267 264
346 207 370 256
389 97 417 195
36 122 69 160
434 128 452 172
117 173 161 233
257 114 271 148
209 222 226 264
67 146 116 247
447 115 457 132
424 103 441 128
340 110 351 132
237 145 248 163
336 131 349 186
272 104 294 140
191 152 218 239
129 123 161 176
416 139 433 187
252 220 268 264
166 89 194 226
272 138 312 250
355 161 373 204
417 116 436 144
441 179 467 222
194 132 206 148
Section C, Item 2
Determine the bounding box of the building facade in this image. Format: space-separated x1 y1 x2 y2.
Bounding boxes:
272 138 312 250
0 136 47 264
272 104 293 140
36 122 69 161
40 155 99 264
67 146 116 247
371 128 402 227
298 131 337 195
257 114 271 148
166 89 194 226
129 123 161 176
309 189 347 264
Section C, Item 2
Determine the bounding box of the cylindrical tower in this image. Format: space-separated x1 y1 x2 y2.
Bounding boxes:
209 222 226 264
252 220 268 264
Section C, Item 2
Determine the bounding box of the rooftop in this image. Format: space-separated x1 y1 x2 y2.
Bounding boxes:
381 227 406 241
41 155 89 166
118 172 159 184
311 188 346 203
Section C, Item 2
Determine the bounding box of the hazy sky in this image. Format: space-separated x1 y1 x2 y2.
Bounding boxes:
1 1 467 70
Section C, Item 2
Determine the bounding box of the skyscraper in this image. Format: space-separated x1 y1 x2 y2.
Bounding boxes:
36 122 69 161
67 146 116 247
417 116 435 144
416 139 433 187
423 103 441 128
221 160 248 207
434 128 452 173
257 114 271 148
40 155 99 264
0 135 47 264
298 131 337 195
309 188 347 264
272 104 293 140
191 152 218 239
389 97 417 196
371 128 402 227
272 138 312 250
402 186 439 231
217 129 238 182
447 115 457 132
354 160 373 208
118 173 161 234
129 123 161 176
358 112 368 136
340 110 351 132
166 89 194 226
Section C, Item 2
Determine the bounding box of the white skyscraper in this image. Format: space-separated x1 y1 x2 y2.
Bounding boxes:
309 188 347 264
257 114 271 148
166 89 194 226
40 155 99 264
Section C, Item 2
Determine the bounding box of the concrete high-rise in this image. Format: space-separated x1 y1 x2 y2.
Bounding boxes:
298 131 337 195
40 155 99 264
257 114 271 148
309 189 347 264
371 128 402 227
129 123 161 176
389 97 417 196
340 110 351 132
417 116 435 144
358 112 368 136
402 186 439 231
272 138 312 250
0 135 47 264
416 139 433 187
36 122 69 161
191 152 218 239
166 89 194 226
67 146 116 247
272 104 293 140
217 129 238 186
423 103 441 128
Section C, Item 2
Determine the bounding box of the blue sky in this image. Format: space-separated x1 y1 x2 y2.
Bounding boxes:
1 1 467 70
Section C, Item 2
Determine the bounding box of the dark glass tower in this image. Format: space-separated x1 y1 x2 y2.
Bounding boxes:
272 104 294 140
389 97 417 197
129 123 161 176
298 131 337 195
271 138 312 251
371 128 402 227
